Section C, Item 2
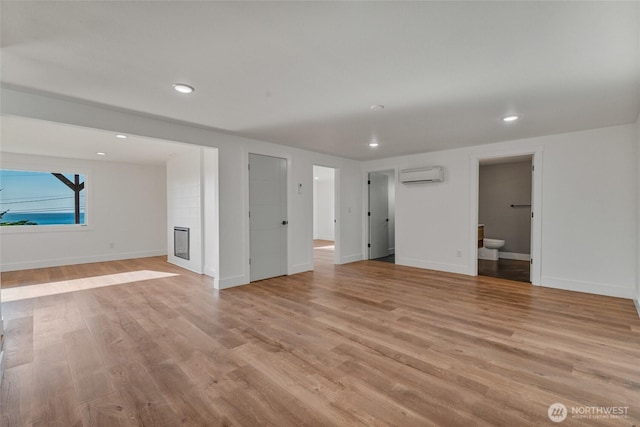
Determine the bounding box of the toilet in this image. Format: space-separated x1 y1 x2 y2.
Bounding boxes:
478 238 505 261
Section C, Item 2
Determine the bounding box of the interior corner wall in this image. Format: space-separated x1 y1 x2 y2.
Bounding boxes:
0 152 167 271
166 149 204 274
363 123 637 299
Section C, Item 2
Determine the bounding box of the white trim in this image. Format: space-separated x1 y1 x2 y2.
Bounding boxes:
0 351 4 386
338 253 363 264
1 250 167 272
166 259 202 275
396 257 468 275
290 262 312 275
203 266 217 278
499 252 531 261
540 276 634 299
215 274 249 290
634 298 640 319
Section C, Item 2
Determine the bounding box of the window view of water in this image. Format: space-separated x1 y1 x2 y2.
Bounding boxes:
0 169 87 226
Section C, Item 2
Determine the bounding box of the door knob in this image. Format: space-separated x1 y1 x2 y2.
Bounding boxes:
281 220 288 225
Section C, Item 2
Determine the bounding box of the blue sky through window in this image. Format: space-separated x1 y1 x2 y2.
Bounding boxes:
0 169 86 224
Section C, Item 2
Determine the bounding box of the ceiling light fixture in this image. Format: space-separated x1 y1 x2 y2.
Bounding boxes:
370 104 384 111
314 176 319 180
369 142 379 148
115 134 127 139
172 83 195 94
503 115 519 122
96 152 107 156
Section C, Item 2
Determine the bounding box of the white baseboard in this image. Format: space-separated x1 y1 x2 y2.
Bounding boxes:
0 350 4 386
396 257 468 275
540 276 634 299
634 298 640 319
215 274 248 290
167 258 203 275
203 266 217 278
338 253 364 265
0 249 167 272
290 263 312 275
499 252 530 261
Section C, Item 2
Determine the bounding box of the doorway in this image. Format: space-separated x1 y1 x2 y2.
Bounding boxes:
249 153 287 282
313 165 336 266
477 155 533 283
368 170 395 263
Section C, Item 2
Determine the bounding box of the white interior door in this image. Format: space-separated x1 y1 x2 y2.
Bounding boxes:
369 173 389 259
249 154 287 281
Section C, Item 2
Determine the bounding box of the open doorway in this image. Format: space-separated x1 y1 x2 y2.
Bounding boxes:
368 170 395 263
477 155 533 283
313 165 336 266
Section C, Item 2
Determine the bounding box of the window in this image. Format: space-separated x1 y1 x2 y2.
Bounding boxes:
0 169 86 226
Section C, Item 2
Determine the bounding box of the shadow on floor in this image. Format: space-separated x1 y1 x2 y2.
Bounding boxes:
478 258 530 283
372 254 395 264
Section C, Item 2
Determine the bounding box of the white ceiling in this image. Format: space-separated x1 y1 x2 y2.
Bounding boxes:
1 116 198 166
1 2 639 161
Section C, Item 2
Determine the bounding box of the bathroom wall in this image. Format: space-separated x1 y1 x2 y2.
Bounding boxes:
479 160 532 256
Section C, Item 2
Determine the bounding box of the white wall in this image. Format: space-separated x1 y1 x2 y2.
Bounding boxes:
364 124 638 299
203 148 219 279
636 114 640 313
0 152 167 271
1 88 363 289
313 178 335 241
166 147 219 276
166 149 204 273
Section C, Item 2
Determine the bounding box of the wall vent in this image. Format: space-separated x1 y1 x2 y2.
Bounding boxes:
174 227 190 260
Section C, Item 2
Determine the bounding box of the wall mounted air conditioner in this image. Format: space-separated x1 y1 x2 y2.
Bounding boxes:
400 166 444 183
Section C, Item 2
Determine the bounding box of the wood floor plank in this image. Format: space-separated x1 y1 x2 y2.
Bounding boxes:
31 341 83 427
1 254 639 425
1 363 33 427
107 362 183 427
63 329 113 404
2 316 33 370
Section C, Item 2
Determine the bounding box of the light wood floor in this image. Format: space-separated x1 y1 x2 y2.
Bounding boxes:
1 254 639 426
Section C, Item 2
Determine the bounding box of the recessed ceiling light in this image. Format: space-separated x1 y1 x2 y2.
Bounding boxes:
96 152 107 156
369 142 379 148
314 176 319 180
115 134 127 139
370 104 384 111
172 83 195 94
503 115 519 122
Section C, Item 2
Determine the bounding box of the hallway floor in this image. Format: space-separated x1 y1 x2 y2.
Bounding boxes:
478 258 530 283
